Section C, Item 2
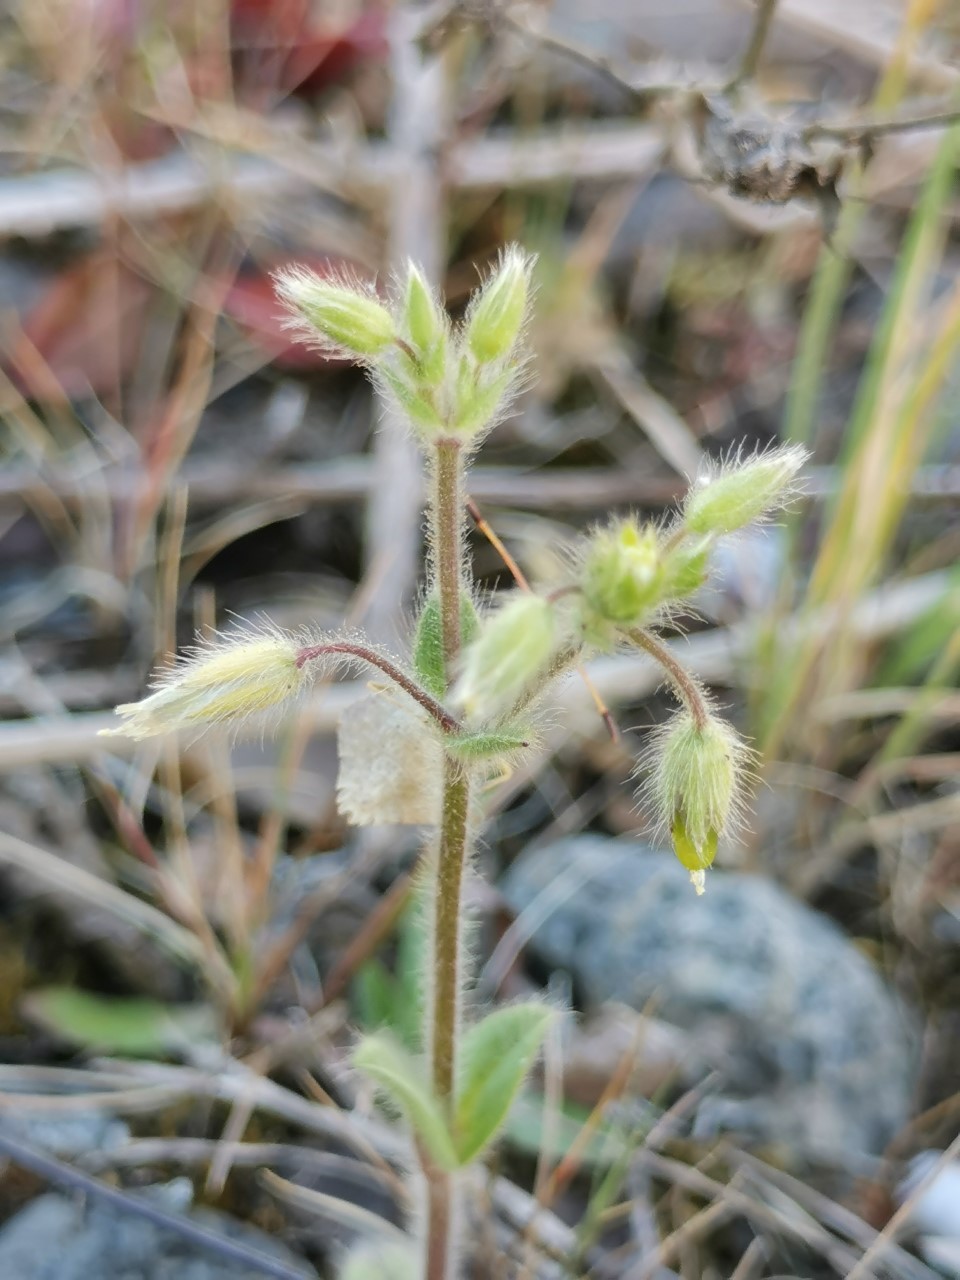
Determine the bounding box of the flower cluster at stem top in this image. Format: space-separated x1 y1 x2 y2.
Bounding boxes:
102 246 808 891
274 248 533 446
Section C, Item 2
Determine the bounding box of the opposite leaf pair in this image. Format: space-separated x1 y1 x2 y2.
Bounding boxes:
355 1003 555 1171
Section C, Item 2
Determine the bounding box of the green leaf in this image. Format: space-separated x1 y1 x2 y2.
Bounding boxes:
23 988 217 1057
412 593 480 698
460 593 480 647
353 905 426 1051
447 727 530 762
504 1093 634 1167
353 1032 458 1170
393 904 427 1051
353 960 399 1033
412 599 445 697
454 1003 555 1165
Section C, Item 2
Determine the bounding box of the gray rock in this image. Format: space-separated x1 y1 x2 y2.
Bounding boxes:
0 1109 129 1159
0 1181 314 1280
501 837 915 1158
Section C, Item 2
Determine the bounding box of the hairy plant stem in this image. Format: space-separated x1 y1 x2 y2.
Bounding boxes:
432 438 465 676
431 759 470 1104
628 628 709 730
425 434 471 1280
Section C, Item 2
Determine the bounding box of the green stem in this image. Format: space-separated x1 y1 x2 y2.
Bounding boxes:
424 434 471 1280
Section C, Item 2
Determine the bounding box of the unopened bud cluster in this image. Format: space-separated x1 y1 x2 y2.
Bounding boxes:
448 443 806 885
105 246 808 897
275 247 535 445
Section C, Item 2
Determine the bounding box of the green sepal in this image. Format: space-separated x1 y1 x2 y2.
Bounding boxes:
660 536 712 601
671 813 718 872
404 265 444 355
379 367 443 434
413 593 480 698
353 1032 458 1170
452 368 513 436
453 1003 554 1165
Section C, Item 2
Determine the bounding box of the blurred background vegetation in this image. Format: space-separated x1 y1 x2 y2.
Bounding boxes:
0 0 959 1276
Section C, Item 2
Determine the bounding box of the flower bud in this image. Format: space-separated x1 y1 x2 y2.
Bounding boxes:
100 632 310 740
402 263 446 360
683 444 809 536
274 267 396 359
645 709 749 893
463 246 535 364
582 520 662 623
455 594 556 723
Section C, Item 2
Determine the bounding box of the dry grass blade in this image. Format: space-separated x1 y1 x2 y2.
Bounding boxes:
259 1168 407 1242
844 1132 960 1280
0 1129 315 1280
0 830 209 973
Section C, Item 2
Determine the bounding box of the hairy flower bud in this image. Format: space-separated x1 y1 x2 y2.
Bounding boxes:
643 709 750 893
463 246 535 364
683 444 809 536
582 519 663 624
402 263 446 362
455 594 556 723
274 267 396 359
101 632 311 740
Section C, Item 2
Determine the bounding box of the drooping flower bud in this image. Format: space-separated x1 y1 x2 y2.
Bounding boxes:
463 246 535 365
582 519 663 625
683 444 809 536
100 631 313 740
455 594 556 723
644 708 750 893
274 267 396 359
